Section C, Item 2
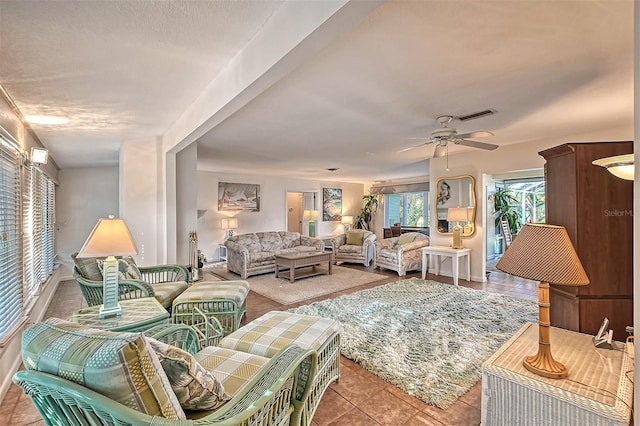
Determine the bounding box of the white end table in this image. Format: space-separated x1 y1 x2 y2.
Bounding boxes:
421 246 471 285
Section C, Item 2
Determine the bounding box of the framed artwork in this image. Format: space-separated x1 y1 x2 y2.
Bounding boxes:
218 182 260 212
322 188 342 221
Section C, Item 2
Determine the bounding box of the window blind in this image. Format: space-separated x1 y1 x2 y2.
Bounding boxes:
0 136 22 341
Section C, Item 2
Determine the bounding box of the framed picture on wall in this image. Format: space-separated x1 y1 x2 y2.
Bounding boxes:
322 188 342 221
218 182 260 211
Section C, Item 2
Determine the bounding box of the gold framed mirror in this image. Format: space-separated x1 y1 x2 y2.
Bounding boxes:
434 175 476 236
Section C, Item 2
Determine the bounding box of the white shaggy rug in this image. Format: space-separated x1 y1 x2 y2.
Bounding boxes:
289 277 538 409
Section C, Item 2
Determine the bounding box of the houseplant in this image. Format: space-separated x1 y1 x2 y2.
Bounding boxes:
494 188 522 234
354 193 379 231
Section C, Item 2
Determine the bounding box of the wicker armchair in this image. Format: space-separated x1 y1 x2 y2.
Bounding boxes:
71 252 189 309
374 232 430 276
13 322 317 426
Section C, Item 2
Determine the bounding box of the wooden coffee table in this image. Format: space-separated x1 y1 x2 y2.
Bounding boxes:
274 251 332 283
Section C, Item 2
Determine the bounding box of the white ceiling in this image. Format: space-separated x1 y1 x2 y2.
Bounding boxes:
0 0 633 182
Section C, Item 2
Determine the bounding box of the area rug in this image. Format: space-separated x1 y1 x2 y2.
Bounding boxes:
289 277 538 409
207 266 387 305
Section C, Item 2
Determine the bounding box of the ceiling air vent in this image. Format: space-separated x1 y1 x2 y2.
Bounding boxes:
457 109 496 122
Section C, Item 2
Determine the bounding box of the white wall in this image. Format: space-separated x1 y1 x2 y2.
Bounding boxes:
56 166 119 270
197 170 364 261
176 143 198 265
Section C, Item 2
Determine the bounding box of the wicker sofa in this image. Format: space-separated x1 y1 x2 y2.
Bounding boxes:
225 231 323 279
374 232 430 276
14 318 317 426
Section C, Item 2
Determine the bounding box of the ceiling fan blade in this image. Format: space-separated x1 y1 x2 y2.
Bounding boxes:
453 139 499 150
456 130 494 139
433 144 447 158
398 140 434 153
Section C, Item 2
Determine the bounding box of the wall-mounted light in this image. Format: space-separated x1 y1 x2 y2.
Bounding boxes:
592 154 634 180
30 147 48 165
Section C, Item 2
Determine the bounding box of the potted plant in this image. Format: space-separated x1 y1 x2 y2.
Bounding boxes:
354 193 379 230
494 188 522 234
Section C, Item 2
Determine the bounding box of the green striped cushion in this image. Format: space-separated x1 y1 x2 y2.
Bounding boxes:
219 311 340 357
72 252 103 281
175 280 250 305
22 318 185 420
194 346 269 396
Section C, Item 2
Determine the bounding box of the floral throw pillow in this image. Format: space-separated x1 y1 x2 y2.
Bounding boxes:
148 338 230 411
97 257 141 280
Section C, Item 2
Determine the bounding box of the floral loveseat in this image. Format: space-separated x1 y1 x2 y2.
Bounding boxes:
225 231 323 279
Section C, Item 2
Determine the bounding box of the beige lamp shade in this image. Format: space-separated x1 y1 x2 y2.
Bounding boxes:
341 215 354 225
447 207 469 222
592 154 634 181
303 210 321 220
77 216 138 258
221 217 238 230
496 223 589 286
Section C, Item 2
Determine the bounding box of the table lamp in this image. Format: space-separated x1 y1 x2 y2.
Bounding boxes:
303 210 321 237
497 223 589 378
221 217 238 240
447 207 469 249
342 215 353 232
77 215 138 318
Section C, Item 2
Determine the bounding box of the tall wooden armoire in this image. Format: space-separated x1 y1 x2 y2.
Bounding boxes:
539 142 633 339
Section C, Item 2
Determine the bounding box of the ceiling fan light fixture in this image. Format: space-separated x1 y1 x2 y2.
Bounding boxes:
592 154 634 180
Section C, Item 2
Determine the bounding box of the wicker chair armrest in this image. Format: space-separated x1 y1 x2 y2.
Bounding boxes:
143 324 202 354
139 264 189 283
73 267 154 306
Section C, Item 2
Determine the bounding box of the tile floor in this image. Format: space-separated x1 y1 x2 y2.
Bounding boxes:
1 265 537 425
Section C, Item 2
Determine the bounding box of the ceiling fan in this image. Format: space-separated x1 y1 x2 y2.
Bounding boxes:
400 115 498 158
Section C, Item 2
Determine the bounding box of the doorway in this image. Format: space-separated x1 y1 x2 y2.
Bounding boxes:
286 191 316 234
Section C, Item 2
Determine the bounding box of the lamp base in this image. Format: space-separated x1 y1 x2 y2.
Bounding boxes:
523 345 568 379
451 225 463 249
309 221 316 237
99 303 122 319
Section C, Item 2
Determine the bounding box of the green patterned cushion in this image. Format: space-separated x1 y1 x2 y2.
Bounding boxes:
194 346 269 396
397 233 416 246
72 252 103 281
148 338 230 411
346 231 364 246
22 318 185 420
153 281 190 308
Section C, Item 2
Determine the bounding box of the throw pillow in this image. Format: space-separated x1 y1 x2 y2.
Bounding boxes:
346 231 364 246
148 338 230 411
22 318 185 420
97 257 141 280
396 233 416 247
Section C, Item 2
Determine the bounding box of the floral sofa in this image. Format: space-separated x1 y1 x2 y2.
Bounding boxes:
225 231 324 279
329 229 376 266
374 232 430 276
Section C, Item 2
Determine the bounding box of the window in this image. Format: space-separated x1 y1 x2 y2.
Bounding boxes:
0 133 56 343
0 136 22 342
384 191 429 228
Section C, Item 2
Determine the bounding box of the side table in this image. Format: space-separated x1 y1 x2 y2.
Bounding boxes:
482 322 633 426
71 297 170 332
219 244 228 261
421 246 471 285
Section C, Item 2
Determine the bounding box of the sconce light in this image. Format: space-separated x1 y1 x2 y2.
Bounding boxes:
221 217 238 240
592 154 634 180
447 207 469 249
30 147 48 165
341 215 354 232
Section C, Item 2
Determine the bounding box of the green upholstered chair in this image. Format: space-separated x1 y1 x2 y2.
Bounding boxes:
14 319 317 426
71 252 189 309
